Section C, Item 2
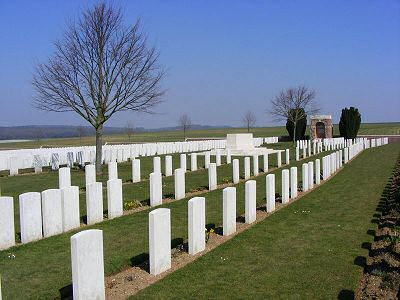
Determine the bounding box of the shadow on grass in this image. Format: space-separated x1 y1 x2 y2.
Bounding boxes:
59 284 73 299
337 290 354 300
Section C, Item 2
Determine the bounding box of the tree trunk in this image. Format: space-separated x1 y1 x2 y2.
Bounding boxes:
95 124 103 174
293 121 297 145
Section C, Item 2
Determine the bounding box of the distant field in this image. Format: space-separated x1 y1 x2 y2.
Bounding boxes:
0 122 398 149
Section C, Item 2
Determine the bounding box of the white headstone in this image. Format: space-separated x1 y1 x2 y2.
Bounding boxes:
245 180 256 224
277 151 282 167
150 172 163 206
315 159 321 185
282 169 290 204
190 153 197 171
41 189 63 237
132 159 141 183
188 197 205 255
71 229 105 300
253 155 259 176
266 174 275 212
308 161 314 189
19 192 42 243
153 157 161 174
107 179 123 219
180 154 187 173
61 186 80 232
165 156 173 176
232 159 240 184
149 208 171 275
263 153 269 172
208 163 217 191
108 162 118 180
85 164 96 186
9 157 19 176
223 187 236 236
295 147 300 161
204 151 211 169
290 167 298 198
174 168 185 200
285 149 290 165
226 149 232 164
59 167 71 189
302 163 309 192
0 196 15 250
244 157 251 180
86 182 103 225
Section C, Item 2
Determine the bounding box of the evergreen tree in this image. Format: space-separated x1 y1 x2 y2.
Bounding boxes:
339 107 361 139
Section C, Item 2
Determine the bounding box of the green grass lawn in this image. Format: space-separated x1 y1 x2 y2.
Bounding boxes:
133 142 400 299
1 122 398 149
0 143 325 299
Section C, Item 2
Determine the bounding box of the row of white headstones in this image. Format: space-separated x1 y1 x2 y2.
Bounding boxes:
0 137 388 299
1 137 276 173
0 137 364 250
64 138 389 300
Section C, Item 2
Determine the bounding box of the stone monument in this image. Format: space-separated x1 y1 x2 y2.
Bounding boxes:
310 115 333 140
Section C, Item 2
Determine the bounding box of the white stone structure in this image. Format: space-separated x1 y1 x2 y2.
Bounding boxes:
86 182 103 225
244 157 251 179
61 186 80 232
180 154 187 173
149 208 171 275
290 167 298 198
223 187 236 236
153 156 161 174
266 174 275 212
208 163 217 191
0 196 15 250
232 159 240 184
277 151 282 167
165 155 172 176
253 155 259 176
150 172 163 207
174 168 185 200
315 159 321 185
204 152 211 169
85 165 96 185
245 180 256 224
308 161 314 189
190 153 197 171
188 197 205 255
282 169 290 204
59 167 71 189
263 153 269 173
19 192 42 243
285 149 290 165
302 163 309 192
108 162 118 180
41 189 63 237
132 159 141 183
107 179 123 219
216 150 222 166
71 229 105 300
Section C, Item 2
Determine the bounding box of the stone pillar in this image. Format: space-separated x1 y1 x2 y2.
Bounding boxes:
85 165 96 186
150 172 163 207
253 155 259 176
86 182 103 225
71 229 105 300
285 149 290 165
263 153 269 173
277 151 282 168
165 155 172 176
19 192 42 243
208 163 217 191
190 153 197 171
132 159 141 183
308 161 314 189
180 154 187 173
188 197 205 255
232 159 240 184
244 157 251 179
107 179 123 219
0 196 15 250
108 162 118 180
223 187 236 236
59 167 71 189
149 208 171 275
266 174 275 212
282 169 290 204
302 163 309 192
315 159 321 185
245 180 256 224
61 186 80 232
153 156 161 174
174 168 185 200
290 167 298 199
205 152 211 169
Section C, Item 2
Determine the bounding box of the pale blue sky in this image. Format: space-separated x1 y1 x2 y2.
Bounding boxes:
0 0 399 129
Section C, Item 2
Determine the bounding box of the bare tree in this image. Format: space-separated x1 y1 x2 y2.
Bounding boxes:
76 126 86 145
32 2 164 173
178 114 192 140
125 121 135 142
242 111 256 133
269 86 319 143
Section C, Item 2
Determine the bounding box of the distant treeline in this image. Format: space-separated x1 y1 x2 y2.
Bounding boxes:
0 124 230 140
